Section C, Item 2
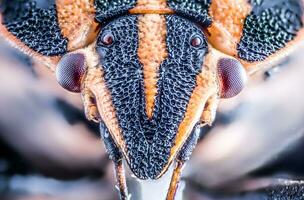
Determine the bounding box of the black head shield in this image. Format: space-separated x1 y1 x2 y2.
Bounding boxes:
95 14 214 179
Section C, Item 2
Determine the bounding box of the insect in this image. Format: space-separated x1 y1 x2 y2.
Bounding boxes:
0 0 303 199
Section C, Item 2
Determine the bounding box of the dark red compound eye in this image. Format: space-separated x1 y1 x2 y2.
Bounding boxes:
101 32 114 46
56 53 86 93
218 58 248 99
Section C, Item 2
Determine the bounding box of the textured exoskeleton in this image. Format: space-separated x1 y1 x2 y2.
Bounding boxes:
1 0 303 199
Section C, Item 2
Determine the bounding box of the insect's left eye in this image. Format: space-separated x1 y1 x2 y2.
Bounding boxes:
190 35 203 48
100 31 114 46
56 53 86 93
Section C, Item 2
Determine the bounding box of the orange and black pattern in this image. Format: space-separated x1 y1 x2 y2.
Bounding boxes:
0 0 67 56
96 14 208 179
0 0 304 181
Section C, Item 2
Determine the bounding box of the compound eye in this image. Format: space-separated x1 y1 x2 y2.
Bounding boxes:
56 53 86 93
190 35 203 48
100 31 114 46
218 58 247 98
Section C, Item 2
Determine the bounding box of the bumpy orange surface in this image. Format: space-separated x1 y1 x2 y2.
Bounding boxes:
136 0 167 7
82 46 128 159
57 0 98 50
138 14 168 119
208 0 251 56
130 0 173 14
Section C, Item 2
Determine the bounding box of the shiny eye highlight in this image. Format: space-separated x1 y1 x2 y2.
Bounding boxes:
190 35 203 48
56 53 86 93
100 31 114 46
218 58 247 98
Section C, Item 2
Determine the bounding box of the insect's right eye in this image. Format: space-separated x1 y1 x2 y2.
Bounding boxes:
100 31 114 46
217 58 247 99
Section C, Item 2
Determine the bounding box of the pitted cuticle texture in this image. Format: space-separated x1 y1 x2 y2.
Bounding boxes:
177 124 200 162
1 0 68 56
94 0 137 22
148 15 207 178
266 183 304 199
97 15 208 179
100 122 122 162
238 0 303 62
167 0 212 26
96 15 149 179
